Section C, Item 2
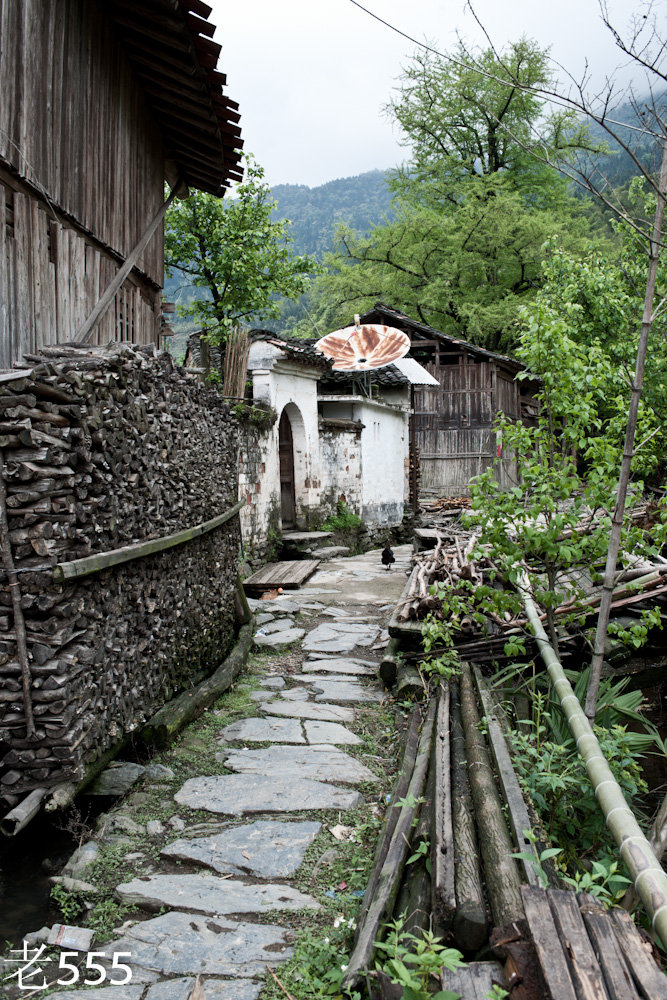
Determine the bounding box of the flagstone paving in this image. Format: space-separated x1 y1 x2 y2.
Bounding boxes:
219 745 378 783
115 873 319 916
161 820 321 877
43 544 412 1000
175 773 363 815
256 699 356 722
217 715 306 743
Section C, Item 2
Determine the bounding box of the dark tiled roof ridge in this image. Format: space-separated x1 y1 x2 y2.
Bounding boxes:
249 329 410 384
363 303 523 370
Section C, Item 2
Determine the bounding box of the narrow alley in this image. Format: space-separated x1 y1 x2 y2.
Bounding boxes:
17 546 412 1000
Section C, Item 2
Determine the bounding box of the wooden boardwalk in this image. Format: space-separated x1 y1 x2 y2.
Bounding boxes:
243 559 320 594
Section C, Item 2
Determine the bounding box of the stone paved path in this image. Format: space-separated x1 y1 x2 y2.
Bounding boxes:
47 546 411 1000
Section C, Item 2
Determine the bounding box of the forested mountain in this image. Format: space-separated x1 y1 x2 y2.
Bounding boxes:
270 170 393 258
583 92 667 187
163 169 394 346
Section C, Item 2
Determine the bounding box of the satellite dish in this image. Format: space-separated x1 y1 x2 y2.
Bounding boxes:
315 319 410 371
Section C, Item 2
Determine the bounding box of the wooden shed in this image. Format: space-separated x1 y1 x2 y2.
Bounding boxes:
0 0 243 368
360 304 538 498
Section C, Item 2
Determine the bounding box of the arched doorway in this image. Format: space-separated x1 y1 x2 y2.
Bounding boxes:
279 409 296 526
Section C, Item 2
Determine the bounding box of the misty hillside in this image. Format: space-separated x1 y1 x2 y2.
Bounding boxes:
270 169 393 258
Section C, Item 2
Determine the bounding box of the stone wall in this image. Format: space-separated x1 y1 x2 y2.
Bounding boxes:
0 345 240 797
318 422 363 515
238 421 280 565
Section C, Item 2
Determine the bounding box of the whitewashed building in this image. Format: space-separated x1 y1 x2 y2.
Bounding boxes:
238 332 437 554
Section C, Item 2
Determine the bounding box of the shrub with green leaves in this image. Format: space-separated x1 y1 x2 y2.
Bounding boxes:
374 919 465 1000
511 719 647 864
321 500 363 532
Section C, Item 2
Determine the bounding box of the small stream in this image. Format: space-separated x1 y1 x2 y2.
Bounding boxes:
0 813 77 946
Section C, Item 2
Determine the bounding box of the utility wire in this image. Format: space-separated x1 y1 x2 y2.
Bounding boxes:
346 0 663 139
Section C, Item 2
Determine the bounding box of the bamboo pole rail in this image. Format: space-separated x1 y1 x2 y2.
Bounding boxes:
519 569 667 949
53 499 245 582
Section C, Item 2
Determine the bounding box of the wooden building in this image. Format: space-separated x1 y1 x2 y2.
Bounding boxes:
0 0 243 368
360 304 538 498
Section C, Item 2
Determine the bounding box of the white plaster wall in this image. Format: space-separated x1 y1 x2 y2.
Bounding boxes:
318 394 409 526
357 398 409 525
238 422 280 560
248 342 322 529
319 427 362 512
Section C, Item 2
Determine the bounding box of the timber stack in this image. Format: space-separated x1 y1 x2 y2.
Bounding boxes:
388 508 667 672
345 669 667 998
0 344 241 803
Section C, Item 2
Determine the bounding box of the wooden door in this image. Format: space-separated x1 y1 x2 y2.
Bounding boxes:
279 410 296 526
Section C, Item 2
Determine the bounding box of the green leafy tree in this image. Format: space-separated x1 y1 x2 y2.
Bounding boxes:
305 178 592 350
521 238 666 475
301 39 600 350
462 275 666 652
387 40 587 202
164 155 316 341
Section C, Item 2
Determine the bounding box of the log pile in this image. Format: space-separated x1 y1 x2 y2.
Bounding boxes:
392 507 667 668
0 344 241 800
343 668 538 991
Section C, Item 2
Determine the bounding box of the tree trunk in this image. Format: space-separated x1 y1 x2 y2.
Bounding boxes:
459 663 524 928
450 679 488 951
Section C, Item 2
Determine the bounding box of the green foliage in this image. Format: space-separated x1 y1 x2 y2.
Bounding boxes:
374 918 465 1000
288 922 361 998
463 256 667 655
406 837 430 867
516 240 666 475
486 987 510 1000
419 585 481 677
560 855 632 906
50 883 86 922
321 499 363 532
164 155 317 342
511 718 647 864
302 39 600 351
87 898 131 941
231 402 277 431
511 828 563 889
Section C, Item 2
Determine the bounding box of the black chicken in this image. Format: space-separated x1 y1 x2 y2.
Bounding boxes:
381 541 395 571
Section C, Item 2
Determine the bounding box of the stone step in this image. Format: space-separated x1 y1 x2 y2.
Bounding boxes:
116 872 319 916
303 545 350 560
280 529 333 555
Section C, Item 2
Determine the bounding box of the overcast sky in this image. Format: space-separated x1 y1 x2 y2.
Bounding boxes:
211 0 652 188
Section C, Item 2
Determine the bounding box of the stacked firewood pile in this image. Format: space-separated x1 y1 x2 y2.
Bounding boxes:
0 344 240 801
394 506 667 665
421 495 471 516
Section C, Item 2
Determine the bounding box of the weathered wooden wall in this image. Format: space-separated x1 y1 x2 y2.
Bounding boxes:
0 0 164 367
0 347 240 796
413 359 521 496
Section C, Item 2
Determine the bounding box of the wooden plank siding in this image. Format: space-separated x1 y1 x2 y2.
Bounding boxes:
413 359 521 496
0 0 164 364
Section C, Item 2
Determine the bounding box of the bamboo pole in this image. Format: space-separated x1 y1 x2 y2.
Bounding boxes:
519 569 667 949
53 499 244 582
0 787 47 836
622 792 667 912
